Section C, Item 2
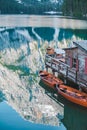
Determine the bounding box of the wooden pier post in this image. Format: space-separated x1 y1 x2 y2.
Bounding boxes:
57 64 59 77
44 53 87 89
51 58 52 68
57 63 60 76
78 85 82 91
66 66 68 77
64 76 67 84
46 65 48 72
75 71 78 83
52 69 55 76
64 66 68 84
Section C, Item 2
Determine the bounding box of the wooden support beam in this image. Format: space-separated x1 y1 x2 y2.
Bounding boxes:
66 66 68 77
44 54 87 88
75 71 78 83
52 69 55 76
46 65 48 72
64 78 67 84
85 57 87 74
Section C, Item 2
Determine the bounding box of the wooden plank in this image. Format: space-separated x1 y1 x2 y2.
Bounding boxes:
85 57 87 74
45 55 87 88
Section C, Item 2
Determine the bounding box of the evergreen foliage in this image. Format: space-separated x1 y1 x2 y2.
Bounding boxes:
0 0 86 19
0 0 61 14
62 0 87 19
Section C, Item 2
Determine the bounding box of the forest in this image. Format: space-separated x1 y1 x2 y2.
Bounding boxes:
0 0 87 19
62 0 87 19
0 0 61 14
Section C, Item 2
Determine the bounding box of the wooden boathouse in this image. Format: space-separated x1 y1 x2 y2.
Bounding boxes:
45 40 87 91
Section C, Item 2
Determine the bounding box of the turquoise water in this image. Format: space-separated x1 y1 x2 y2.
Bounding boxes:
0 15 87 130
1 98 87 130
59 96 87 130
39 78 87 130
0 102 66 130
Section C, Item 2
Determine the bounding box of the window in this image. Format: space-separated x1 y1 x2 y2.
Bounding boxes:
73 58 76 68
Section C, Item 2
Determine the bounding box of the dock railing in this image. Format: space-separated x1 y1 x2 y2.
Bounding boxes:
45 54 87 88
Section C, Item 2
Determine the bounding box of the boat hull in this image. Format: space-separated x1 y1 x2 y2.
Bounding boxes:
57 85 87 108
80 86 87 93
39 70 63 89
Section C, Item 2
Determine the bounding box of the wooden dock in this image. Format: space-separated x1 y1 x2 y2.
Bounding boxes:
45 54 87 89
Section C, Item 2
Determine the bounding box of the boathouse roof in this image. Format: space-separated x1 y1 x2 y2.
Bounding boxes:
63 47 77 51
73 40 87 53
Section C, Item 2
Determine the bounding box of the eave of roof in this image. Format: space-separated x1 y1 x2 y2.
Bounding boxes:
73 40 87 53
63 47 78 51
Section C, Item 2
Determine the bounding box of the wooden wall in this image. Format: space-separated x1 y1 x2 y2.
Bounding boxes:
64 47 87 78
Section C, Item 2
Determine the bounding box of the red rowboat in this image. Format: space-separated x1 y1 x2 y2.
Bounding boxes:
56 84 87 108
39 70 63 89
80 86 87 93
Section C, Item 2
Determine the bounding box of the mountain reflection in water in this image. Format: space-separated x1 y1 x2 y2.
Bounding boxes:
0 101 66 130
0 22 87 129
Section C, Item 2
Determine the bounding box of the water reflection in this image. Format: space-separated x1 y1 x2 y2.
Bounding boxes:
0 15 87 29
58 95 87 130
0 102 66 130
39 80 87 130
0 25 87 128
0 62 63 126
0 91 5 102
39 80 64 125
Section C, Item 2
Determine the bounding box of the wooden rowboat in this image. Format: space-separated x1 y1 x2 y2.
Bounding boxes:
80 86 87 93
39 70 63 89
56 84 87 108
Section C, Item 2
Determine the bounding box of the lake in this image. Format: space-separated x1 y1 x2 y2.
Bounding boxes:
0 15 87 130
0 15 87 29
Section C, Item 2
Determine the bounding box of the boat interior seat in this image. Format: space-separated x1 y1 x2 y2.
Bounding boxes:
60 88 67 92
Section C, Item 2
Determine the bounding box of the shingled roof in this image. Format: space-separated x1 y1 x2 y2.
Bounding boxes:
73 40 87 53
